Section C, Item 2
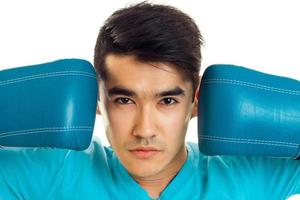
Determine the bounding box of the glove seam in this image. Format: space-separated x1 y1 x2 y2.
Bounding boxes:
199 135 298 148
0 71 96 86
202 78 300 96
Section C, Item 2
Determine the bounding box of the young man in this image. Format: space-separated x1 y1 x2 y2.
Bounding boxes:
0 2 299 200
93 2 201 198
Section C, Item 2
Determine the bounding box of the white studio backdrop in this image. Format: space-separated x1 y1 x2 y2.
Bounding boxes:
1 0 300 147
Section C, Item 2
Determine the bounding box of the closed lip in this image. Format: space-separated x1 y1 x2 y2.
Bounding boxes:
129 147 160 151
129 147 161 159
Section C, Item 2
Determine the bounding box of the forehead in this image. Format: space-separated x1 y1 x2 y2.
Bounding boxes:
103 54 191 92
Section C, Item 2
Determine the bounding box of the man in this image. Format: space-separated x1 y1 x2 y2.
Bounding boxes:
93 2 201 198
0 2 299 200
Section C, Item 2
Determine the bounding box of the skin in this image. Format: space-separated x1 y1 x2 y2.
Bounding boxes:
97 53 198 198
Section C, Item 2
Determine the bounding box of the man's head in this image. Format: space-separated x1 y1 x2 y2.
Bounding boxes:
94 2 203 95
94 2 203 181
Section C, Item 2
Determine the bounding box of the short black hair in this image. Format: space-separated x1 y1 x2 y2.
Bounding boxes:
94 2 203 94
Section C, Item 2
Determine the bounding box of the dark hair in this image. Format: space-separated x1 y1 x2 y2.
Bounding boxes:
94 2 203 94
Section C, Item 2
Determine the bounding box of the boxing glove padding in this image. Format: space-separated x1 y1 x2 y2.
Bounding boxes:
0 59 98 150
198 64 300 158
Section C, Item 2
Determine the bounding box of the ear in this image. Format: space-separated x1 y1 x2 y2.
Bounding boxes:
96 82 103 116
191 76 201 118
96 102 101 115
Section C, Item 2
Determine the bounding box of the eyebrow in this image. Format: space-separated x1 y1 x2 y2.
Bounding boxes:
107 87 136 97
106 86 185 98
156 87 185 97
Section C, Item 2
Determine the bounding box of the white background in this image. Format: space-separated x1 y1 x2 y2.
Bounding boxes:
1 0 300 147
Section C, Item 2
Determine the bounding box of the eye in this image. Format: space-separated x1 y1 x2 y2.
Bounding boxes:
160 98 178 105
115 97 134 105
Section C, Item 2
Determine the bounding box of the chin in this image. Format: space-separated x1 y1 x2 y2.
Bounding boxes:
128 164 163 178
125 158 165 178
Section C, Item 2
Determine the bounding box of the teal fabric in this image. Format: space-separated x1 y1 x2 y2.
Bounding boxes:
0 138 299 199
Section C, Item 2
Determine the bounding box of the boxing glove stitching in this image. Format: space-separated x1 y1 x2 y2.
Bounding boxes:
0 126 93 138
0 126 93 135
201 79 300 95
0 71 96 86
199 135 298 148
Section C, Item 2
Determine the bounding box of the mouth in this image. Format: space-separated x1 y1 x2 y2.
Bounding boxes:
129 147 161 159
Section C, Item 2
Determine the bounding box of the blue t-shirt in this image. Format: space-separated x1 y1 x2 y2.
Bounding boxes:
0 138 299 199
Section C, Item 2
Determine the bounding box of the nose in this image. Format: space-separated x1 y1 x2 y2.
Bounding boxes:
133 105 157 139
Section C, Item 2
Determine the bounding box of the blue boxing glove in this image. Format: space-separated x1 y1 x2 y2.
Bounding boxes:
198 64 300 159
0 59 98 150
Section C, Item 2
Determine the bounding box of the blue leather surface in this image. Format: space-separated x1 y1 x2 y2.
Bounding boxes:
198 64 300 158
0 59 98 150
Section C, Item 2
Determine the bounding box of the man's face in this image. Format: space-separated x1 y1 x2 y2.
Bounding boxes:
98 54 198 179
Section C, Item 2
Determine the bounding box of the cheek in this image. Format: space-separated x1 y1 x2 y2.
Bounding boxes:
105 105 135 146
160 105 192 142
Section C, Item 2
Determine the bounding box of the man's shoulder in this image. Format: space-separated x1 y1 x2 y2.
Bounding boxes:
186 142 300 175
0 137 111 165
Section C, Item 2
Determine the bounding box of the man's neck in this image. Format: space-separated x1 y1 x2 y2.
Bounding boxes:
132 147 188 199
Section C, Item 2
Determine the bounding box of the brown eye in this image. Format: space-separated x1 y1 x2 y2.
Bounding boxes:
160 98 177 105
115 98 133 104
